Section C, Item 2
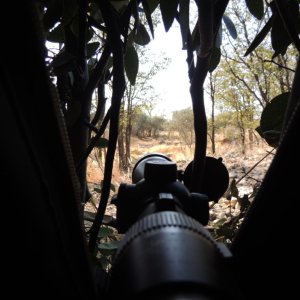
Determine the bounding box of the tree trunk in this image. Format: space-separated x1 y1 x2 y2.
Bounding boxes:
118 122 127 172
209 73 216 154
248 129 254 150
211 94 216 154
240 126 246 154
124 93 133 172
125 122 132 170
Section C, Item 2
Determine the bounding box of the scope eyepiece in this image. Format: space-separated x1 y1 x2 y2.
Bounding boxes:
110 211 236 299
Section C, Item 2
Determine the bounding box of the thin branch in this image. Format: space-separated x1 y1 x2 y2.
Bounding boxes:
263 59 295 73
246 176 262 183
236 149 275 185
91 81 107 127
88 0 125 253
83 119 98 133
77 108 111 169
222 49 265 107
84 44 111 101
188 0 229 193
275 0 300 52
188 0 213 193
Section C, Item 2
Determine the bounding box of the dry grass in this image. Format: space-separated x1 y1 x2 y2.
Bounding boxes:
86 133 274 217
88 134 272 185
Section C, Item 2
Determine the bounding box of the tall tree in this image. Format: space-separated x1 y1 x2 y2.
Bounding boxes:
117 46 170 172
170 107 195 149
221 0 295 109
208 72 216 154
207 0 297 151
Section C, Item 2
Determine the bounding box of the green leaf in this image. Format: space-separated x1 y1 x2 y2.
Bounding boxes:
134 24 151 45
110 0 129 12
88 57 97 71
94 187 102 193
87 42 100 59
47 24 65 43
51 51 75 69
126 30 135 47
103 215 115 225
160 0 179 32
70 18 79 38
222 15 237 39
179 0 190 50
191 21 199 50
260 92 290 132
98 226 114 238
83 211 96 222
255 126 263 138
261 130 281 148
61 0 78 25
70 18 93 42
245 16 273 56
259 92 290 146
271 0 299 57
215 23 222 48
230 179 239 198
209 48 221 72
216 225 235 239
97 248 113 257
95 137 108 148
98 240 119 250
110 183 116 193
259 132 280 148
214 217 228 226
124 45 139 85
271 14 292 56
245 0 264 20
146 0 160 13
142 0 155 38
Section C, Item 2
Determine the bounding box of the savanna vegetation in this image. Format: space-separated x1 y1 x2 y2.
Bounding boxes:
38 0 299 268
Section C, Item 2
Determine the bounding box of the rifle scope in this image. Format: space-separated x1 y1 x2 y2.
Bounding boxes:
110 154 238 299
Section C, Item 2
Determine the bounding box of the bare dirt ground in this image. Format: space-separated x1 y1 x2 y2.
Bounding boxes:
85 135 274 220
